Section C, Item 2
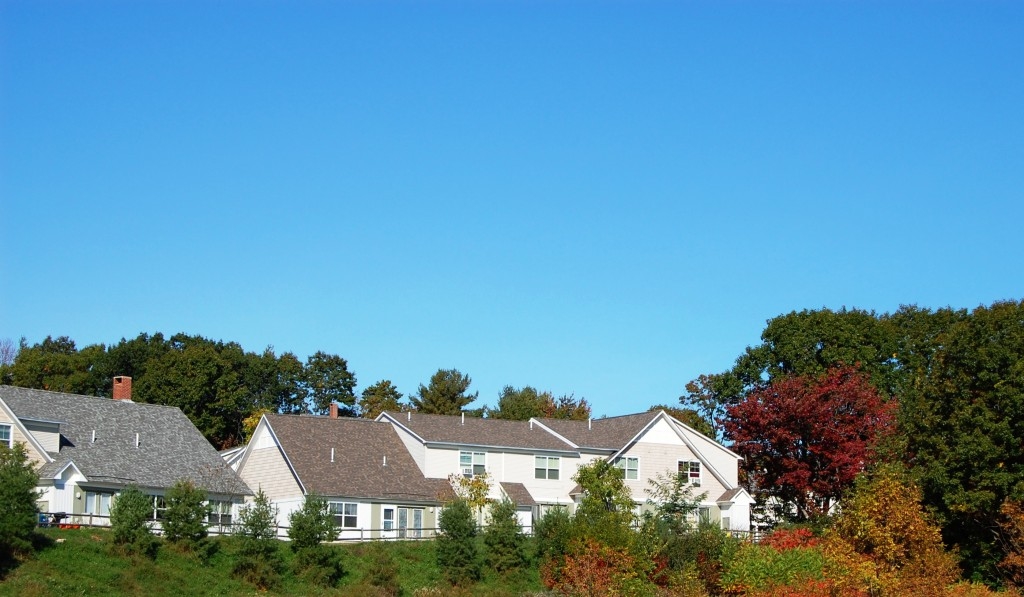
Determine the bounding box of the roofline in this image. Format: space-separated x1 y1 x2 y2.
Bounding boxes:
0 396 55 464
717 487 753 504
376 412 429 446
422 440 578 456
663 415 735 490
52 460 87 481
239 415 307 496
527 419 580 449
606 411 663 461
662 412 743 460
18 416 65 426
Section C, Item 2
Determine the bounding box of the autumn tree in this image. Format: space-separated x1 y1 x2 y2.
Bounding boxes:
358 380 404 418
411 368 477 414
725 365 895 522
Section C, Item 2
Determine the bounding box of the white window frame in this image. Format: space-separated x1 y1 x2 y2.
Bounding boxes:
0 423 11 448
84 490 114 516
614 456 639 480
383 507 395 531
149 495 168 520
398 506 424 539
534 455 560 480
208 500 233 526
460 451 486 478
329 501 358 529
679 460 702 487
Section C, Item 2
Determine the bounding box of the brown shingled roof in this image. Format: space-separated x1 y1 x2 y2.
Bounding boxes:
499 482 537 507
535 412 660 450
265 414 451 503
383 412 576 452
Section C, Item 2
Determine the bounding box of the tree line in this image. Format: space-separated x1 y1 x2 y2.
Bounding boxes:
682 299 1024 585
0 333 591 450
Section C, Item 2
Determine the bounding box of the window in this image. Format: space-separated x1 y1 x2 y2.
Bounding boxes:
460 451 486 478
679 461 701 486
329 501 358 528
84 491 113 516
383 508 394 531
614 457 639 480
698 507 711 524
149 495 168 520
0 424 10 448
534 456 560 480
208 500 233 526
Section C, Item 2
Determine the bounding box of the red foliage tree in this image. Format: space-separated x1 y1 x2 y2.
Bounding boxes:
724 366 895 521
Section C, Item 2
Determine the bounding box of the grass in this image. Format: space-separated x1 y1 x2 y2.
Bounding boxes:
0 528 547 597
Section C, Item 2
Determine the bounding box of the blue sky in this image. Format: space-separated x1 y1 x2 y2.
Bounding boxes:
2 1 1021 417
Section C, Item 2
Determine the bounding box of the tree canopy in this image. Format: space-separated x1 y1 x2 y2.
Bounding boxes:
410 368 478 415
358 380 405 418
489 385 591 421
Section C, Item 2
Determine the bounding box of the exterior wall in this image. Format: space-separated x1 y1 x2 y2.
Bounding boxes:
679 426 740 489
391 424 427 474
0 409 48 465
22 420 60 453
238 424 304 504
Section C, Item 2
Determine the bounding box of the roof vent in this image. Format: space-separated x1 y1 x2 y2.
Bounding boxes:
407 411 411 421
461 412 465 426
588 417 592 431
330 447 335 463
135 433 140 448
529 420 533 430
383 455 387 467
91 430 96 443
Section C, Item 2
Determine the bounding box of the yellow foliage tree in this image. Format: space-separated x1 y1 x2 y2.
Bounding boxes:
829 467 959 596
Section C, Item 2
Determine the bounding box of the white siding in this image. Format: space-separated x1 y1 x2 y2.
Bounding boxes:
391 425 427 473
22 420 60 453
238 425 303 503
0 409 48 465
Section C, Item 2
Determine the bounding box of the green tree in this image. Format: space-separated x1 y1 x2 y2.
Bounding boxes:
6 336 107 396
572 459 636 549
645 469 707 532
411 368 478 415
109 485 158 558
0 443 39 568
162 480 209 551
288 494 343 586
899 300 1024 583
233 488 282 589
358 380 405 418
490 385 548 420
484 498 527 575
437 498 480 585
303 351 357 416
648 404 715 438
534 506 573 563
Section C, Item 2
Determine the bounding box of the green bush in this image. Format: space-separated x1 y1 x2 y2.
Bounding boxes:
534 506 572 562
109 485 158 558
231 488 281 589
162 480 209 552
287 493 336 551
437 498 480 586
0 443 39 570
720 542 827 592
364 542 401 596
483 498 526 575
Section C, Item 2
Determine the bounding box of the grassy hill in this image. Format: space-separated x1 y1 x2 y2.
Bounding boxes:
0 528 545 597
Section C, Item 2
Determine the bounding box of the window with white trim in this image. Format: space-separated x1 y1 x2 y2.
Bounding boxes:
208 500 233 526
614 456 639 480
0 424 10 448
460 451 486 478
534 456 560 480
148 495 168 520
329 501 358 528
679 460 701 486
84 491 114 516
383 508 394 531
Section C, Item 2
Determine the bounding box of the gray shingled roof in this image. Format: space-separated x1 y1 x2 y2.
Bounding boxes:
264 414 452 503
0 385 251 496
535 412 660 450
383 411 576 452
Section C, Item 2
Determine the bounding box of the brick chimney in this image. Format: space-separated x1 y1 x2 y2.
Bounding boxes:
113 376 133 401
329 402 338 419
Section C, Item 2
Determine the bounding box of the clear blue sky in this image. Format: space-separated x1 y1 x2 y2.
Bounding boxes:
2 1 1021 417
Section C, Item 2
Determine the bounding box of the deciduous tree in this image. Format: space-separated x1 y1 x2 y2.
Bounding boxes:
302 351 356 416
725 366 895 521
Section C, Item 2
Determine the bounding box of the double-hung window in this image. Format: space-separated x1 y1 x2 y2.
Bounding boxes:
460 451 486 478
679 461 702 486
0 423 10 448
329 501 358 528
535 456 560 480
208 500 233 526
614 456 639 480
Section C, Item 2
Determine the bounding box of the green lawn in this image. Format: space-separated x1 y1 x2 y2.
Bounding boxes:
0 528 546 597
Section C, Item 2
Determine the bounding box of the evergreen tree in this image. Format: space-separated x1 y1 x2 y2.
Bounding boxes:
162 480 209 551
109 485 158 558
233 488 282 589
436 498 480 585
484 498 527 574
411 369 477 415
0 443 39 569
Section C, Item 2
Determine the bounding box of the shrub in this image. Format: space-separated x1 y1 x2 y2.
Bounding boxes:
0 442 39 569
436 498 479 585
287 493 337 551
364 541 401 596
232 488 281 589
293 544 345 587
109 485 158 558
484 498 526 575
162 480 209 552
721 543 828 594
535 506 573 562
541 537 653 596
668 521 741 595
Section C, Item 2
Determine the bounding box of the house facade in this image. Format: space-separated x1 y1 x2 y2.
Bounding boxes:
0 380 251 528
233 407 751 536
